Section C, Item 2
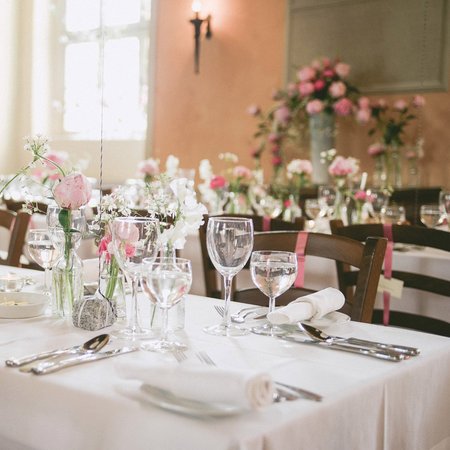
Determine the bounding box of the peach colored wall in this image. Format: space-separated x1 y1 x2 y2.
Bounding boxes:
153 0 450 189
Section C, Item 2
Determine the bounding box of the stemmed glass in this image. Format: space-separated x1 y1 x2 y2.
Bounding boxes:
317 185 336 218
420 204 441 228
111 217 160 339
249 185 283 218
304 199 321 230
140 257 192 352
204 217 253 336
26 229 62 294
438 191 450 228
367 189 390 222
250 251 297 336
381 205 406 224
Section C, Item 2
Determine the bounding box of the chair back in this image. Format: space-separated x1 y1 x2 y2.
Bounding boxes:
233 231 386 323
330 219 450 336
0 209 32 267
199 214 305 298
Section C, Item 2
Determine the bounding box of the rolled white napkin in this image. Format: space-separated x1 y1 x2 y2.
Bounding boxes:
267 287 345 325
117 360 274 410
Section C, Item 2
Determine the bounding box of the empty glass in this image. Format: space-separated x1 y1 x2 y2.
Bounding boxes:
141 257 192 353
381 205 406 225
420 204 441 228
250 251 297 336
204 217 253 336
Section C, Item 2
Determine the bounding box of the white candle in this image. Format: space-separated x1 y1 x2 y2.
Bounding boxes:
360 172 368 190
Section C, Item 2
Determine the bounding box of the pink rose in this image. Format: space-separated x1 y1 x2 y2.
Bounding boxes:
274 105 291 125
209 175 227 190
298 81 315 97
356 108 371 124
247 104 261 116
283 199 292 208
358 97 370 109
314 79 325 91
323 68 335 78
354 190 367 201
333 98 353 116
329 81 347 98
335 62 350 78
367 143 386 156
394 100 407 111
53 172 92 210
412 95 425 108
306 99 324 115
297 66 316 82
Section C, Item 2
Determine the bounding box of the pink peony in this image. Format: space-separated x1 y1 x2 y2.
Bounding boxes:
328 156 359 177
298 81 315 96
335 62 350 78
247 104 261 116
356 108 371 124
274 105 291 125
358 97 370 109
367 143 386 156
333 98 353 116
306 99 324 115
297 66 316 82
394 99 407 111
53 172 92 210
329 81 347 98
412 95 425 108
314 79 325 91
209 175 227 190
323 68 335 78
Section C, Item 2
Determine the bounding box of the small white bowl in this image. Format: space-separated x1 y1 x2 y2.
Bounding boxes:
0 292 49 319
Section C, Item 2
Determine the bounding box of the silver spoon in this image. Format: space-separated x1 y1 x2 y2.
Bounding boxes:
6 334 110 369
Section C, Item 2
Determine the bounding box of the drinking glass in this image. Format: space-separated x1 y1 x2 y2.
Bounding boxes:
381 205 406 225
438 191 450 227
140 257 192 352
420 204 441 228
249 185 283 218
204 217 253 336
26 229 61 293
46 204 86 234
304 198 321 230
111 217 160 339
250 251 297 336
317 185 336 217
367 189 390 222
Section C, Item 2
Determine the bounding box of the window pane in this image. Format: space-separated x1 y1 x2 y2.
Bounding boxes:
64 42 101 134
103 0 141 27
65 0 100 32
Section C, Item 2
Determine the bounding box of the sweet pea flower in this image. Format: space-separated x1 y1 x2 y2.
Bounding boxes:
198 159 213 181
329 81 347 98
367 143 386 156
98 234 112 262
209 175 227 190
335 62 350 78
114 222 140 244
165 155 179 177
299 81 315 97
297 66 316 82
412 95 426 108
286 159 313 176
53 172 92 209
333 98 353 116
314 79 325 91
394 99 407 111
306 99 324 115
274 105 291 125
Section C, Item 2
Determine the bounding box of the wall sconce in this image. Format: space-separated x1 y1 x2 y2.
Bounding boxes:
189 1 212 74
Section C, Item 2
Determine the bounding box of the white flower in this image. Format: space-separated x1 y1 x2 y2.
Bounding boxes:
199 159 213 181
219 152 239 163
165 155 180 177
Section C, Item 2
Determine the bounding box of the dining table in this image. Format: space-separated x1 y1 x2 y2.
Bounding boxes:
0 266 449 450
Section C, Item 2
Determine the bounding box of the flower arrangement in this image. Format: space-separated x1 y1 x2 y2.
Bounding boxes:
248 56 360 175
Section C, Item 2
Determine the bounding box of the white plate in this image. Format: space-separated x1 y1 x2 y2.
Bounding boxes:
0 292 48 319
139 384 245 418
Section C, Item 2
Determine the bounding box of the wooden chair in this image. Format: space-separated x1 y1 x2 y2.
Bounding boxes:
232 231 387 323
3 198 48 214
199 214 305 298
0 209 32 267
330 219 450 336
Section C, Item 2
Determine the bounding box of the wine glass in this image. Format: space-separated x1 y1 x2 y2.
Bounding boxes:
204 217 253 336
250 251 297 336
317 185 336 217
439 191 450 227
249 185 283 218
304 199 321 230
46 204 86 233
367 189 390 222
381 205 406 225
140 257 192 352
420 204 441 228
26 229 62 294
111 217 160 339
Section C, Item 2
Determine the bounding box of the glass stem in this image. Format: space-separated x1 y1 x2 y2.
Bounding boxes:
161 307 169 343
222 274 233 328
129 276 141 333
44 267 51 293
268 295 277 314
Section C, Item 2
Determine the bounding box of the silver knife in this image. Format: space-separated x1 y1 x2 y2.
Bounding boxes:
30 347 139 375
275 381 322 402
278 336 405 362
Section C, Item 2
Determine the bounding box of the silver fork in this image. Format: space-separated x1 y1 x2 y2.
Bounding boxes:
173 351 187 363
196 351 322 402
214 305 267 323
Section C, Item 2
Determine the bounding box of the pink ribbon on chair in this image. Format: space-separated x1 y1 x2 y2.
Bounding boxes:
262 216 271 232
294 231 309 288
382 224 394 326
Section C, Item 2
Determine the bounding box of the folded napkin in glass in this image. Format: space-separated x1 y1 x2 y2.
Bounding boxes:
268 287 345 325
117 360 275 411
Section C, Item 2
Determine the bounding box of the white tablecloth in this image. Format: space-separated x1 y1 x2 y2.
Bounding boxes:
0 267 449 450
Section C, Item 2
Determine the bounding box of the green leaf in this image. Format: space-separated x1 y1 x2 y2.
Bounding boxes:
58 208 70 232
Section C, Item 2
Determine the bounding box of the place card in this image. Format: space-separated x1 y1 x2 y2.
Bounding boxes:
377 275 404 299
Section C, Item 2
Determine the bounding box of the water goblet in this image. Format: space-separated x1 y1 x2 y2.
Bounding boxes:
140 257 192 353
204 217 253 336
420 204 441 228
381 205 406 225
111 216 160 339
26 229 61 294
250 251 297 336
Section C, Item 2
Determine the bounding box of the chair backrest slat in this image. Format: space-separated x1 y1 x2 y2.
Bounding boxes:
0 209 31 267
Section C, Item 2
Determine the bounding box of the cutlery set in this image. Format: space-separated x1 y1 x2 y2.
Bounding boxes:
5 334 138 375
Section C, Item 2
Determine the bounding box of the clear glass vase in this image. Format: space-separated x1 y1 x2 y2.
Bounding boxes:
373 154 388 189
387 145 402 189
225 192 251 214
332 178 347 222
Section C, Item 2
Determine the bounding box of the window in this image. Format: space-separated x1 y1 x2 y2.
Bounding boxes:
53 0 152 140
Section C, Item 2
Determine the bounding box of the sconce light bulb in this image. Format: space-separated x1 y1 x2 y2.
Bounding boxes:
192 0 202 13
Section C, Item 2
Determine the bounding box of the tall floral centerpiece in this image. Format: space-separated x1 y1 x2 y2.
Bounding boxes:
357 95 426 189
248 56 359 185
